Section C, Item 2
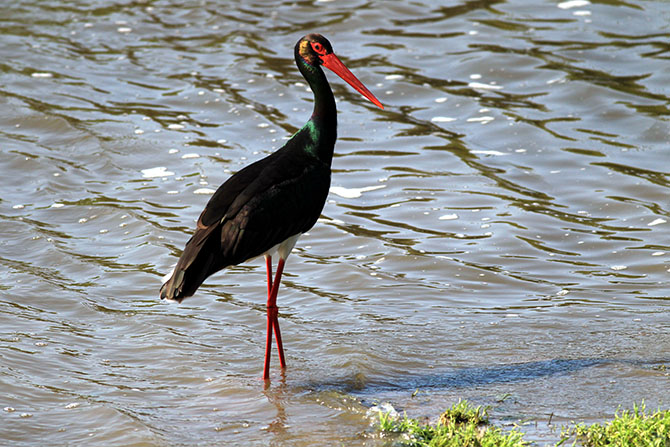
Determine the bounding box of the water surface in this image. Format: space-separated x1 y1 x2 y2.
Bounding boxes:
1 0 669 445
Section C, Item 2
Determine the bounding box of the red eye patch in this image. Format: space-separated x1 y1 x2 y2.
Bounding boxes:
310 41 327 55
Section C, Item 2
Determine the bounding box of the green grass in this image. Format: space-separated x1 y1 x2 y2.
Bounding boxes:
558 403 670 447
377 400 527 447
376 401 670 447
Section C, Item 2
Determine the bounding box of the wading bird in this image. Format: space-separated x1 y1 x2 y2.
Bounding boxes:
160 34 383 379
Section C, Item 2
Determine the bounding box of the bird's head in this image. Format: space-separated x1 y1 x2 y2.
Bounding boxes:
296 33 383 109
297 33 335 67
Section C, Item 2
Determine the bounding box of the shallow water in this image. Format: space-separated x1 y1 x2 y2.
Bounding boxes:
1 0 669 445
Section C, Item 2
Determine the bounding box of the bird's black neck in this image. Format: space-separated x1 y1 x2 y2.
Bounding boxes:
294 53 337 164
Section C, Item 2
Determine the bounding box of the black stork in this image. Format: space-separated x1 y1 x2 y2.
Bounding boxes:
160 34 383 379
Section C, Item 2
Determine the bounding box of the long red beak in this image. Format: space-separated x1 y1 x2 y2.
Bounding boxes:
320 53 384 109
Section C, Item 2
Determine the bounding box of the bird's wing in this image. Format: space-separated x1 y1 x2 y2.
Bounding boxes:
220 159 331 264
160 149 331 301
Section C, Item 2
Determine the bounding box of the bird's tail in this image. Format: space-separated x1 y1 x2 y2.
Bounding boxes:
160 229 223 303
159 266 189 303
160 253 216 303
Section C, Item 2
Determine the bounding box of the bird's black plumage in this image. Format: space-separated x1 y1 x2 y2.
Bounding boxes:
160 34 340 302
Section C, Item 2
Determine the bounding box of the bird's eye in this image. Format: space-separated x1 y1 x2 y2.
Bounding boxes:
310 41 326 55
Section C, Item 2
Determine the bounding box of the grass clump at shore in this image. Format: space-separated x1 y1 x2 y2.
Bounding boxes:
558 403 670 447
377 399 527 447
376 400 670 447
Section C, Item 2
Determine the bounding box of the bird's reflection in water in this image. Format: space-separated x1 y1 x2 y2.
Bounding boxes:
262 370 289 435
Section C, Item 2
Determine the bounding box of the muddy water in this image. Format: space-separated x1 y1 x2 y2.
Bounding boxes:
1 1 669 445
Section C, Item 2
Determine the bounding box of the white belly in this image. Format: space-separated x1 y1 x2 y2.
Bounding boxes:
263 233 301 261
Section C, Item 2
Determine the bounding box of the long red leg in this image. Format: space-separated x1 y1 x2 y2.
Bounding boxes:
263 255 274 380
263 309 274 380
263 256 287 379
265 255 273 296
270 258 286 369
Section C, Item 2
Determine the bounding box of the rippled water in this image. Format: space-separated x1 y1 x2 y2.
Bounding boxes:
2 0 669 445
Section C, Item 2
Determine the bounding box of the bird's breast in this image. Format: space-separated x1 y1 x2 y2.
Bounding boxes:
262 233 302 261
